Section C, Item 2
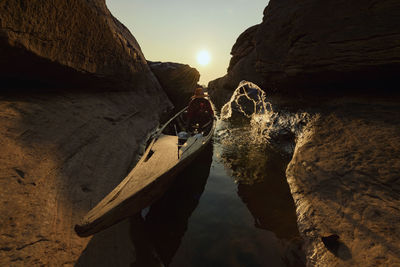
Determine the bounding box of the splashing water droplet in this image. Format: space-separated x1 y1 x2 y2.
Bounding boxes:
218 80 312 156
221 81 271 120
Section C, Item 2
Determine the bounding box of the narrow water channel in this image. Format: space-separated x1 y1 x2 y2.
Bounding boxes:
129 116 306 266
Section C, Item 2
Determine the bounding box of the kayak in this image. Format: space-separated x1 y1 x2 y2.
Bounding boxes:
75 105 216 237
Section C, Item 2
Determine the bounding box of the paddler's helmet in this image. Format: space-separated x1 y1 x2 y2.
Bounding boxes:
193 87 205 99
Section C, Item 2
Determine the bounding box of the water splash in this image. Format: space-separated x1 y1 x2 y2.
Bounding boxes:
219 81 311 153
221 81 271 120
215 81 312 184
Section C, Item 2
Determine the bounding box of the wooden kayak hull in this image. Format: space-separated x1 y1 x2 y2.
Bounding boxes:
75 107 215 237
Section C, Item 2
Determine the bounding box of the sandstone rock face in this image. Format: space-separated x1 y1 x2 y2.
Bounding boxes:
149 61 200 110
209 0 400 97
286 99 400 266
209 1 400 265
0 91 171 266
0 0 173 265
0 0 159 91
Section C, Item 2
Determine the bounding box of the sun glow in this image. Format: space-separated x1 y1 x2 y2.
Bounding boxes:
197 50 211 66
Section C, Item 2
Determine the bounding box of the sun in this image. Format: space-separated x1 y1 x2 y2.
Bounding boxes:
197 50 211 66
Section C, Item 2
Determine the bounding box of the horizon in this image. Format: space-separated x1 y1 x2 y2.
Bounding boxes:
106 0 269 85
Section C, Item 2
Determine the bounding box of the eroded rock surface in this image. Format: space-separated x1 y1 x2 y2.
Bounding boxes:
0 90 171 266
209 0 400 99
0 0 159 91
0 0 174 266
149 61 200 110
207 0 400 265
286 99 400 266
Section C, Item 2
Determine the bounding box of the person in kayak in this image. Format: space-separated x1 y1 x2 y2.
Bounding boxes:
186 87 214 132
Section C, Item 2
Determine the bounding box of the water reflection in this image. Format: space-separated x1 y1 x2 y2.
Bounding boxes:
237 173 300 239
223 139 299 239
130 144 213 266
235 148 305 266
216 118 305 266
82 81 306 266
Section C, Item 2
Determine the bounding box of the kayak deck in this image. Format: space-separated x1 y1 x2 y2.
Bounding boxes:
75 134 180 236
75 105 215 237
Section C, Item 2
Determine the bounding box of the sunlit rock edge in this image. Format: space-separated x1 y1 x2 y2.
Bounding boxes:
220 81 400 266
209 0 400 265
0 91 170 266
0 0 205 266
285 101 400 266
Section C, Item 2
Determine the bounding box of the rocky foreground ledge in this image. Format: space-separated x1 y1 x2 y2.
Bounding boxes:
0 0 183 265
0 90 170 266
208 0 400 264
286 99 400 266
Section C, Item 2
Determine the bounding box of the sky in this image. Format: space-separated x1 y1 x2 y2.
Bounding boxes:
106 0 269 85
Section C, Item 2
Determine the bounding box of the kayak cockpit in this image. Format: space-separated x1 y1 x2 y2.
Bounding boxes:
75 105 216 237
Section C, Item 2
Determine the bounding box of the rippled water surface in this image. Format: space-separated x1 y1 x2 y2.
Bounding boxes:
73 82 311 266
129 81 308 266
129 119 306 266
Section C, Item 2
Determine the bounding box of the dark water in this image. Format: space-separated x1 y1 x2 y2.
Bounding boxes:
129 118 305 267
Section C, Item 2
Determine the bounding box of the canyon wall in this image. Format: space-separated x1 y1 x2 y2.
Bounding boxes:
209 0 400 104
0 0 174 265
209 0 400 265
0 0 160 91
149 61 200 110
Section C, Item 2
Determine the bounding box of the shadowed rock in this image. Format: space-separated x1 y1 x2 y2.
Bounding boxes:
149 61 200 110
209 0 400 99
0 0 162 92
207 1 400 266
0 0 173 266
321 234 340 253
